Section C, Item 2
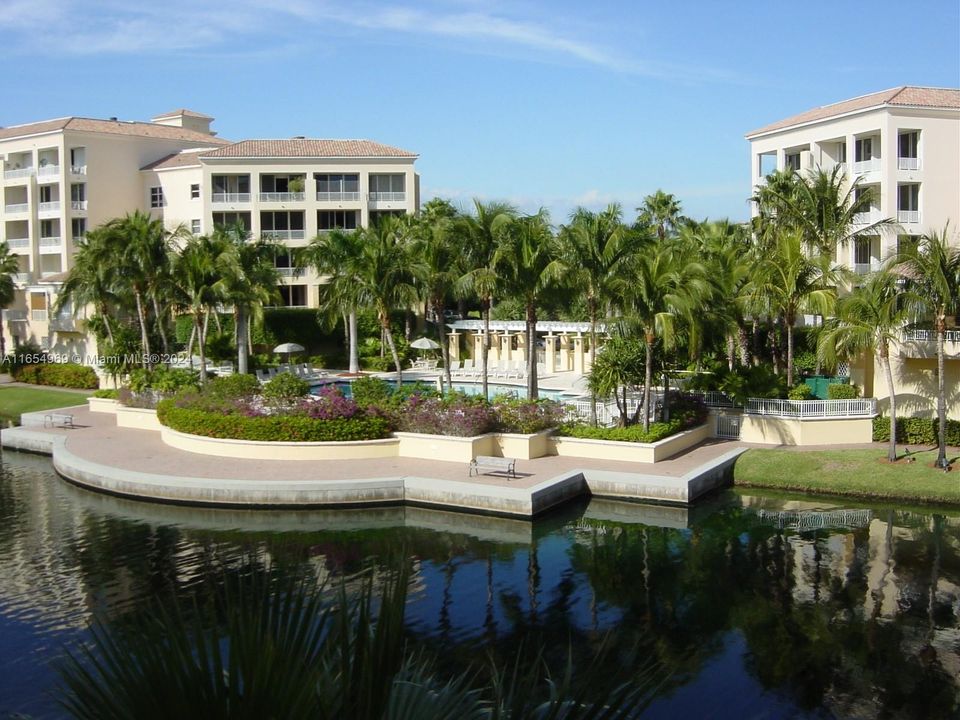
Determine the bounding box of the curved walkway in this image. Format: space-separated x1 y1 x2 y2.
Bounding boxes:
1 406 745 516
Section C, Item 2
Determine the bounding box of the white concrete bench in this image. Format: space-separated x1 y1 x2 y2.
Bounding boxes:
469 455 517 479
43 412 74 429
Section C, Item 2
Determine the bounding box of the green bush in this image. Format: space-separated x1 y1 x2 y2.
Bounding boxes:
557 420 685 444
827 383 859 399
788 384 814 401
873 415 960 446
157 401 390 442
13 362 99 389
262 372 310 405
793 351 817 377
92 388 120 399
351 376 394 408
361 356 394 372
128 367 200 394
207 373 261 400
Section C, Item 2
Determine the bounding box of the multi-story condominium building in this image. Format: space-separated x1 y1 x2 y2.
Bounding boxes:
0 109 418 359
746 86 960 417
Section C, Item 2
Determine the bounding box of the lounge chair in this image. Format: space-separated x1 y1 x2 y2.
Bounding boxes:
447 360 461 375
457 359 474 378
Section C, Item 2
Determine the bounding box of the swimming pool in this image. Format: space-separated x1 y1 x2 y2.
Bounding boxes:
317 378 576 402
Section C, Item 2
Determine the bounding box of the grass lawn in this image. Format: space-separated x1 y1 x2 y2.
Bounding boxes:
0 386 90 425
734 447 960 505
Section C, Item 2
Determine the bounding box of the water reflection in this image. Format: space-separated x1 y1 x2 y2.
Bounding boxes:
0 450 957 719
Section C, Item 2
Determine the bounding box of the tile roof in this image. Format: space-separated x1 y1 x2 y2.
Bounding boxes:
201 138 417 159
0 117 228 144
746 86 960 137
152 108 214 120
140 150 210 171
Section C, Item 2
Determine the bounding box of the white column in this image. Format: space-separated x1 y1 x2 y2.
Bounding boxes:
545 332 557 373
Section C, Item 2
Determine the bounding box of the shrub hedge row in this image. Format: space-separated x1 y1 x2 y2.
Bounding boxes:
157 400 392 442
826 383 859 400
13 363 99 389
557 419 685 444
872 415 960 446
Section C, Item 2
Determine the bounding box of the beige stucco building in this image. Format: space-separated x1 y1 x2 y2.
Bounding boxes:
746 86 960 418
0 109 418 358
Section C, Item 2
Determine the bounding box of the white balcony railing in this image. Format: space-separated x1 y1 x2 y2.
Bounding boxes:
4 167 34 180
852 210 880 225
745 397 877 418
897 210 920 224
853 260 881 275
368 192 406 202
902 329 960 344
39 236 62 248
275 267 304 277
262 229 305 241
6 237 30 249
316 191 361 202
37 165 60 178
258 192 305 202
71 200 88 211
211 193 251 204
38 201 61 213
1 309 27 321
686 390 740 408
70 165 87 176
14 273 31 283
4 203 28 214
898 157 920 171
31 309 48 322
853 158 881 174
49 315 76 332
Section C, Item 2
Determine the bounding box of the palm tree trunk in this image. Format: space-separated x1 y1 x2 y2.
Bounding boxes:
786 321 795 387
879 344 897 462
526 301 538 400
726 333 735 371
481 297 490 398
236 306 248 375
382 311 403 383
936 323 948 468
0 320 6 359
186 323 196 368
152 295 169 357
99 303 115 344
437 300 452 389
737 324 749 366
195 314 207 386
133 289 152 370
588 299 598 426
348 310 359 374
643 333 653 433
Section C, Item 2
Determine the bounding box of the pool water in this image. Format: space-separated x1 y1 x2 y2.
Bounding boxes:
322 378 576 401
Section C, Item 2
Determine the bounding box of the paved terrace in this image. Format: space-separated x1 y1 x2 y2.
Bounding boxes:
2 405 745 516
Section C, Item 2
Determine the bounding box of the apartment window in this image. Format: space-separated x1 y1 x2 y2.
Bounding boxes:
369 174 405 194
317 210 359 230
212 211 251 230
69 147 86 168
898 235 919 254
190 183 200 199
150 186 164 208
40 219 57 238
855 137 873 161
191 219 201 235
211 175 250 195
39 185 54 203
369 210 405 226
260 211 305 232
854 238 873 265
71 183 85 202
784 153 801 171
758 152 776 177
837 142 847 163
898 131 919 159
71 218 86 240
279 285 307 307
315 174 360 193
898 184 919 212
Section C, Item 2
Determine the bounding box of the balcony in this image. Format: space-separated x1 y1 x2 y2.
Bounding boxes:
897 210 921 224
853 259 881 275
49 315 77 332
852 210 880 225
262 229 305 241
39 236 62 251
369 192 406 202
30 309 48 322
211 193 251 204
275 267 304 277
4 167 34 181
1 309 27 322
6 237 30 249
852 158 880 174
14 272 30 284
37 165 60 182
69 165 87 176
258 192 305 203
4 203 29 214
898 157 920 171
745 397 877 418
71 200 88 212
38 201 61 214
899 328 960 358
316 191 361 202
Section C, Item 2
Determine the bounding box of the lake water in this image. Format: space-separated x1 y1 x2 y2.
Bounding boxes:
1 449 958 718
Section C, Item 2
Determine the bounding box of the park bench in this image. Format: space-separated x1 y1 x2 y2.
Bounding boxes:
43 412 74 429
468 455 517 479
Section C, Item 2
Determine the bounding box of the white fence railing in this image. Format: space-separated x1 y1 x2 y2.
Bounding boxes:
38 201 60 213
70 165 87 176
745 398 876 418
4 203 28 214
263 229 305 241
368 192 406 202
897 210 920 224
211 193 251 203
687 390 740 408
2 310 27 321
853 158 880 174
852 211 880 225
902 328 960 343
316 191 360 202
897 157 920 171
71 200 88 211
39 236 61 248
715 413 742 439
4 167 34 180
37 165 60 178
6 237 30 249
258 192 305 202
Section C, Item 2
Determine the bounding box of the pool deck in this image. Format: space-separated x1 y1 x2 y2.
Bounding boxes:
1 405 746 517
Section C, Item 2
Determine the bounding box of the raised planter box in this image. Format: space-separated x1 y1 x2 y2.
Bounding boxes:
740 415 874 445
550 423 711 463
395 431 496 463
161 426 400 460
115 406 164 432
87 397 119 414
494 430 553 460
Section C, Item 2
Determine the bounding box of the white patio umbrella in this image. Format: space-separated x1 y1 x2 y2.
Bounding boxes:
409 337 441 350
273 342 305 363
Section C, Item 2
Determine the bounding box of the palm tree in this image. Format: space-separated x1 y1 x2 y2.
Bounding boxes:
460 200 516 397
818 271 914 462
492 211 560 400
893 226 960 469
173 235 229 384
214 224 281 375
558 203 646 423
638 189 683 242
0 241 19 358
616 239 709 431
55 227 123 344
749 228 838 387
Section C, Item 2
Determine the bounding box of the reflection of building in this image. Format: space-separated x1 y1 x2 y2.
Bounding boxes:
746 87 960 417
0 109 418 356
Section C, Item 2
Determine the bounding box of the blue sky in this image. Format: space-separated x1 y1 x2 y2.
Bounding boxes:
2 0 958 224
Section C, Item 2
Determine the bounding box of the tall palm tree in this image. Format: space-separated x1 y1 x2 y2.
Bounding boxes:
0 241 19 358
173 235 229 384
558 203 646 423
55 227 122 344
492 211 560 400
638 190 683 242
214 224 281 375
616 239 709 431
749 228 838 387
459 200 516 397
893 226 960 469
818 271 914 462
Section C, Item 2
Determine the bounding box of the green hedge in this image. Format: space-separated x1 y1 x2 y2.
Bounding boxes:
873 415 960 446
92 388 119 399
557 419 685 444
13 363 99 389
827 383 859 399
157 401 391 442
788 384 814 401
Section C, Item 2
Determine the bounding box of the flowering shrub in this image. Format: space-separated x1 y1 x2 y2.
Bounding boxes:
398 395 498 437
207 373 261 400
494 396 564 434
293 386 360 420
262 372 310 406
